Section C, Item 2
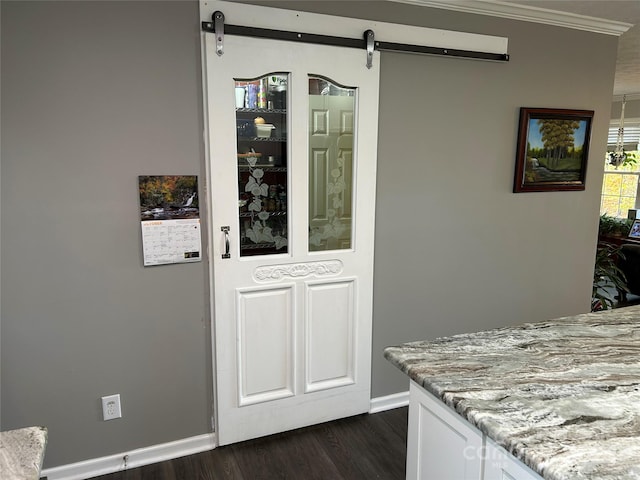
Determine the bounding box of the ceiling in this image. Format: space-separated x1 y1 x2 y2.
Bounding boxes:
509 1 639 98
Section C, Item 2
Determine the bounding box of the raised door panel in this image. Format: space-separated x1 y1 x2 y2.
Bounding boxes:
237 285 295 406
304 279 355 392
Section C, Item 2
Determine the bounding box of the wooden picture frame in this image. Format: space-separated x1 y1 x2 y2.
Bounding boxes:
513 107 594 193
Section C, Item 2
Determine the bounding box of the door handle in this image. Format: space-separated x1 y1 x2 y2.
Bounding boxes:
221 226 231 259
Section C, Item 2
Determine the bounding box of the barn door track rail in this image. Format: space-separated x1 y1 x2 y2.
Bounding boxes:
202 11 509 67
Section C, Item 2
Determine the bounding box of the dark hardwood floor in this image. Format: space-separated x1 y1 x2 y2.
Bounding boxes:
90 407 408 480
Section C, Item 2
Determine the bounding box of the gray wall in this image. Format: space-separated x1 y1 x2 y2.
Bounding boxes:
1 0 618 469
1 0 211 468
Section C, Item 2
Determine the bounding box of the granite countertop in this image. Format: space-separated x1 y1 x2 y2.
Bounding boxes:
0 426 47 480
384 306 640 480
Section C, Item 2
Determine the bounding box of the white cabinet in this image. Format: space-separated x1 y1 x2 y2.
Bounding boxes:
407 381 543 480
483 438 543 480
406 381 483 480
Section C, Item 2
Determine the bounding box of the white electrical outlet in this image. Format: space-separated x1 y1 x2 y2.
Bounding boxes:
101 394 122 421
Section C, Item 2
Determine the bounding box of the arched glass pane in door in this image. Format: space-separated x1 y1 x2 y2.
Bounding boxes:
235 73 289 256
308 76 356 252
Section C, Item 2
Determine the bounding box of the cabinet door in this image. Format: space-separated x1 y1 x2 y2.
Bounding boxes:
203 33 380 445
407 381 484 480
483 438 543 480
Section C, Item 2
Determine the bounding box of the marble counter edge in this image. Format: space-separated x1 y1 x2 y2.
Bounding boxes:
383 346 551 476
0 426 48 480
383 307 640 480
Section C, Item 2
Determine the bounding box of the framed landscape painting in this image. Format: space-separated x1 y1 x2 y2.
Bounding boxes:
513 107 594 193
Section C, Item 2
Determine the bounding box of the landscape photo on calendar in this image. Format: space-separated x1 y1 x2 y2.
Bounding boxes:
139 175 199 221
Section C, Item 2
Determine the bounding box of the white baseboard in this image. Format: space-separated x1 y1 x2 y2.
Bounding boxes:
41 433 216 480
369 390 410 413
41 394 408 480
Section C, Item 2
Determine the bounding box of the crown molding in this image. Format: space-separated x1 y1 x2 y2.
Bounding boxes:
389 0 633 36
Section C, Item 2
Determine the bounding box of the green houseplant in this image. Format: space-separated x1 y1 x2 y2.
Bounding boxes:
598 213 633 238
592 241 628 311
592 214 633 311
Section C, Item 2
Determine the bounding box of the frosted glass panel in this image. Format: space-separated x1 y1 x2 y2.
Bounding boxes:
235 73 288 256
308 76 356 252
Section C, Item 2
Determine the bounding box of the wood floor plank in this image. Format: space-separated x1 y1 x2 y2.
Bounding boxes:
165 450 224 480
235 426 342 480
89 407 408 480
313 419 373 479
190 447 244 480
229 435 288 480
139 460 174 480
274 430 344 479
365 412 408 478
168 454 198 480
377 406 409 443
319 412 406 479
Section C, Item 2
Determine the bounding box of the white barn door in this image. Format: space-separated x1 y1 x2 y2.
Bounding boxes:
202 22 380 445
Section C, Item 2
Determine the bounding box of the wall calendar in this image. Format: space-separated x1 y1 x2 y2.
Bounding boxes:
138 175 201 266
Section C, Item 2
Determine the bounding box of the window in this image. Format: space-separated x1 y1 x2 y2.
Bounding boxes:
600 156 640 217
600 121 640 218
